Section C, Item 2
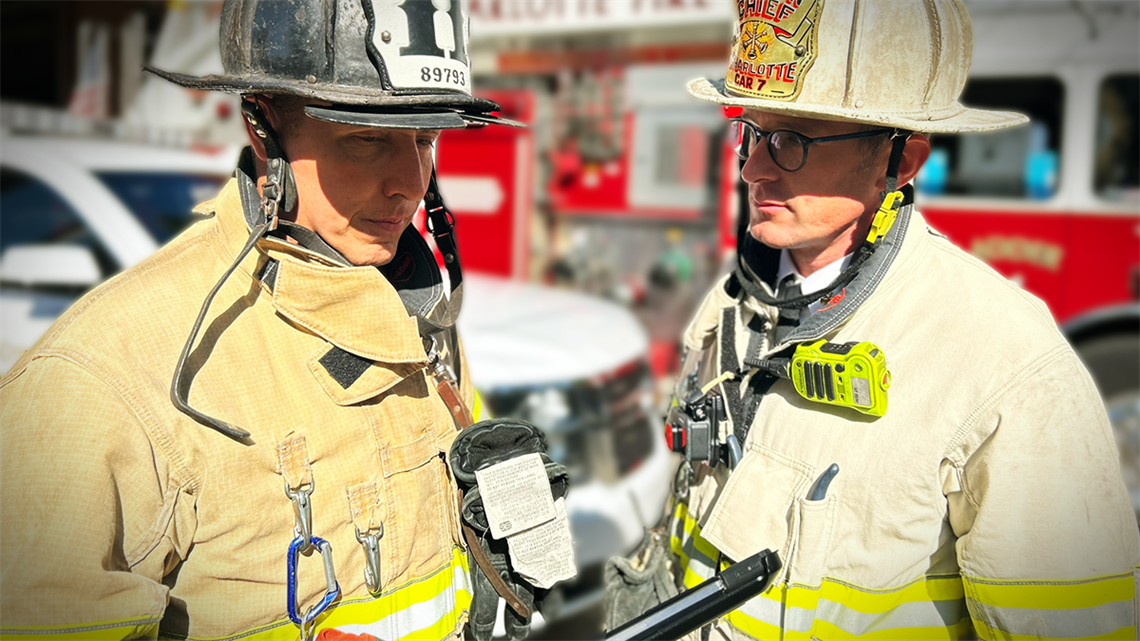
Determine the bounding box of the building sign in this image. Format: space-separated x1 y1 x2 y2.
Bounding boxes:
467 0 734 37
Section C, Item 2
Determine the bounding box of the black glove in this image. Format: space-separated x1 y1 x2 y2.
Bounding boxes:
449 418 570 641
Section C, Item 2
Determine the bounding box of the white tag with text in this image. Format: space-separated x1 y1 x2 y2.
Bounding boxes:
475 453 556 539
507 497 577 589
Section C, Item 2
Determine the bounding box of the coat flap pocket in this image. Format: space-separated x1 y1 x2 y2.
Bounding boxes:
701 445 813 564
382 435 437 477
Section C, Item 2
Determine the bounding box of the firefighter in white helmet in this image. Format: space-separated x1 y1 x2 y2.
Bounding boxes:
0 1 567 640
606 1 1140 639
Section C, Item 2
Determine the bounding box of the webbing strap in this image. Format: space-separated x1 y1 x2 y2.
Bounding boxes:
717 308 773 445
425 171 463 293
882 132 910 196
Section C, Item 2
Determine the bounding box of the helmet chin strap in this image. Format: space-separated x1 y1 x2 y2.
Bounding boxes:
732 130 911 312
169 100 297 440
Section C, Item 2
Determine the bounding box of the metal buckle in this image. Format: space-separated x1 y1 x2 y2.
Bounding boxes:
261 157 286 231
287 535 340 630
425 335 457 384
355 524 385 596
285 480 315 552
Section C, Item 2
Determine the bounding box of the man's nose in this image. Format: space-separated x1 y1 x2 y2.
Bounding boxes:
740 142 780 184
382 138 430 200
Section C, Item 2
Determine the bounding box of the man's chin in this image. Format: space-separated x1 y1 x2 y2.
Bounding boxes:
338 243 399 268
749 224 792 250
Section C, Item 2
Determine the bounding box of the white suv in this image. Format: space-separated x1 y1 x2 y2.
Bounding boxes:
0 135 237 371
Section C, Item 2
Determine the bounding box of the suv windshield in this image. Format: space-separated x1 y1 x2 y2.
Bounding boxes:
96 172 227 243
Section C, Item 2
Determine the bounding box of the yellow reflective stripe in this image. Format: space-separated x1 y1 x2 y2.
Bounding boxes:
964 570 1136 641
725 579 969 641
472 390 487 422
804 574 965 614
314 547 471 641
670 502 720 591
1 617 160 640
169 547 470 641
668 501 973 641
670 503 721 568
963 570 1135 610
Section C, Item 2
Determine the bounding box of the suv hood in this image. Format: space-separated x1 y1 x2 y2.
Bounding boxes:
458 273 648 388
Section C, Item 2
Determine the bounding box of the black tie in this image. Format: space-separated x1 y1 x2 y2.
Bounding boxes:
774 275 807 344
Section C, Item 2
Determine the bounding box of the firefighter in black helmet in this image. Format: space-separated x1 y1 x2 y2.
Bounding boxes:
0 2 565 640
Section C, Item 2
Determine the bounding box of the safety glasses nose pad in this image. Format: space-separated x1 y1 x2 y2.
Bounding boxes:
733 120 750 160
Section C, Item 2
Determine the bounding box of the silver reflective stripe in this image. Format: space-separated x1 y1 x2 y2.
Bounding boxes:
336 562 471 640
734 592 787 629
816 597 968 634
968 599 1135 639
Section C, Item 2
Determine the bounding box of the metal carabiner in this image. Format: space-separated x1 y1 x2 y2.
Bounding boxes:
285 479 316 552
287 535 340 628
355 523 385 596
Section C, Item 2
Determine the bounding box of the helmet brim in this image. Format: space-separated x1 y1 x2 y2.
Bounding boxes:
688 78 1028 134
304 106 524 130
305 106 467 130
145 65 524 129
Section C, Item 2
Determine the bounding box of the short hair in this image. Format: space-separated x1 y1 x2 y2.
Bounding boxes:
247 93 308 137
856 125 891 174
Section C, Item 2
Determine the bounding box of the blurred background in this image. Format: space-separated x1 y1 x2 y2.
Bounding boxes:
1 1 1137 638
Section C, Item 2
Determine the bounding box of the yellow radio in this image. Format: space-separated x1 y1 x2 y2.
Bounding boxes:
789 340 891 417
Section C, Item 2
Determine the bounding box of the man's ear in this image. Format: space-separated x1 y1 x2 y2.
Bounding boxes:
897 133 931 187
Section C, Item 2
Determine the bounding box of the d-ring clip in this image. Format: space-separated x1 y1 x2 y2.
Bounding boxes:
285 479 315 552
355 523 385 596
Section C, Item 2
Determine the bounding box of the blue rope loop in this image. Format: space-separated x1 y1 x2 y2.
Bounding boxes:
287 535 341 626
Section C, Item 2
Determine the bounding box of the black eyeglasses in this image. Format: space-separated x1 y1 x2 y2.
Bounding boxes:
733 119 893 172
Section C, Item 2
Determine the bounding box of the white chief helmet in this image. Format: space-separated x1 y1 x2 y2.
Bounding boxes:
688 0 1027 133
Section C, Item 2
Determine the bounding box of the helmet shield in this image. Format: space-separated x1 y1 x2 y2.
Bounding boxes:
146 0 517 128
688 0 1027 133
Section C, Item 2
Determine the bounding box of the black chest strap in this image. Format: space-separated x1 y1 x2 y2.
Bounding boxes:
717 307 779 446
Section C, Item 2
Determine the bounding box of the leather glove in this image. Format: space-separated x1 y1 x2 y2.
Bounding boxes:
603 529 679 632
449 418 570 641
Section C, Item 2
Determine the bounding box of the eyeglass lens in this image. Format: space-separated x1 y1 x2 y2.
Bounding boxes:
736 122 806 171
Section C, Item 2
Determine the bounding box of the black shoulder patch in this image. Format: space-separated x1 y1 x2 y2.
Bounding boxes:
319 346 372 389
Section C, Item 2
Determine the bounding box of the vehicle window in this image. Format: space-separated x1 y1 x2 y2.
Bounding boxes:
916 77 1064 199
95 172 226 243
0 167 117 274
1094 74 1139 203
